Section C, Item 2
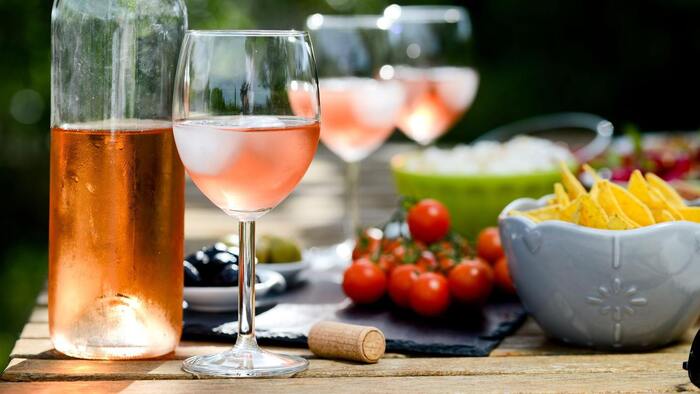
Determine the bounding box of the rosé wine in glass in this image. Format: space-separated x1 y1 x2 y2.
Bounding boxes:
318 78 404 162
394 66 479 145
290 78 404 162
174 116 320 215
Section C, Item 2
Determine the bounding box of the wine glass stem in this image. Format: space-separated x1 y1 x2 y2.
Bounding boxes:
344 161 360 240
237 220 256 342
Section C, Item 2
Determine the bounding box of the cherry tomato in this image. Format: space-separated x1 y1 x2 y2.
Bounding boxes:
476 227 504 263
409 272 450 316
381 238 403 254
391 244 406 261
407 199 451 244
352 228 382 260
454 234 472 257
388 264 420 307
343 259 387 304
438 256 457 273
415 250 438 272
377 254 398 275
494 256 516 294
401 242 422 264
431 240 457 260
448 258 494 304
413 240 428 251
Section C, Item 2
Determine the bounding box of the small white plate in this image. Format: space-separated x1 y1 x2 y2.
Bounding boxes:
257 259 311 285
184 270 286 312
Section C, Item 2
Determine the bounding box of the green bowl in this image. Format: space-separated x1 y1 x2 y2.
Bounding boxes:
391 153 563 240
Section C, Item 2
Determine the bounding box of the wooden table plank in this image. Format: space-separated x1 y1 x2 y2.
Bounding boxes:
491 320 695 357
14 304 695 360
9 339 314 361
9 339 55 360
12 334 692 361
29 307 47 323
1 372 698 394
1 353 691 382
19 323 49 339
8 338 412 362
491 333 694 357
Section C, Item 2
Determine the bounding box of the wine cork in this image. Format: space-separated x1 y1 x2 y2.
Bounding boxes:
308 321 385 363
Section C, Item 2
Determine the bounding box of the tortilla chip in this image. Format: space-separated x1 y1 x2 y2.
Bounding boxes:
658 209 676 223
645 172 685 208
559 196 582 223
597 180 640 226
607 181 655 226
559 161 586 200
526 205 562 221
607 213 640 230
678 206 700 223
589 181 600 201
553 182 570 206
582 164 602 182
579 194 609 229
628 170 682 222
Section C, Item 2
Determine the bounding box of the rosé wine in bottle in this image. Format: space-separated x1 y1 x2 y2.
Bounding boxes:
394 66 479 145
49 121 184 359
50 0 186 360
174 116 320 214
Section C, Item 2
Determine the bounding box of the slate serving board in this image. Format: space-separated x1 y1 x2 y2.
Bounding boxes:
182 266 527 356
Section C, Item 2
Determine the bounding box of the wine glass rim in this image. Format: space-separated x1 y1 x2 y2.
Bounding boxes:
395 5 467 10
383 4 469 23
306 14 391 30
186 30 309 37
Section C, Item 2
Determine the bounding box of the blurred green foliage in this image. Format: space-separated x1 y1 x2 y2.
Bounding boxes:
3 0 700 369
0 0 52 371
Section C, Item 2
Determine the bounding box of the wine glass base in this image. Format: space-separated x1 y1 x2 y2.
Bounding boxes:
182 342 309 378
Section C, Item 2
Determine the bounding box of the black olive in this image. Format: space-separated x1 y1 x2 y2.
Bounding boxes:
186 250 209 264
203 242 230 259
184 260 202 287
185 250 209 272
212 251 238 265
185 244 254 286
210 263 239 286
186 246 238 281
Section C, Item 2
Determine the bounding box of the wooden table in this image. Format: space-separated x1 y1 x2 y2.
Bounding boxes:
1 144 697 393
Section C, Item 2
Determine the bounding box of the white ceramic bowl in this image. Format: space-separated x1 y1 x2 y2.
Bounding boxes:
257 259 311 286
499 196 700 350
184 270 286 312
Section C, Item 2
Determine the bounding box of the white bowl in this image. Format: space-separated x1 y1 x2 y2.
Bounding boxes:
499 195 700 350
257 259 311 286
184 270 286 312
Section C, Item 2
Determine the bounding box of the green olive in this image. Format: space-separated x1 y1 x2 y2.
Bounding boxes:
256 235 302 263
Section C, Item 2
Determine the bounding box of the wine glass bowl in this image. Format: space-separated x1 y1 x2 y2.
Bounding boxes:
306 15 405 252
172 30 319 377
307 15 404 163
385 5 479 146
174 116 319 216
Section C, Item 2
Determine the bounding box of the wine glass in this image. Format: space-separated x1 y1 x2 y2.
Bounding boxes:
173 30 320 378
384 5 479 146
304 14 405 256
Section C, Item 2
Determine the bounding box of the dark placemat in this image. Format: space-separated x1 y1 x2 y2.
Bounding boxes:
183 266 527 356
